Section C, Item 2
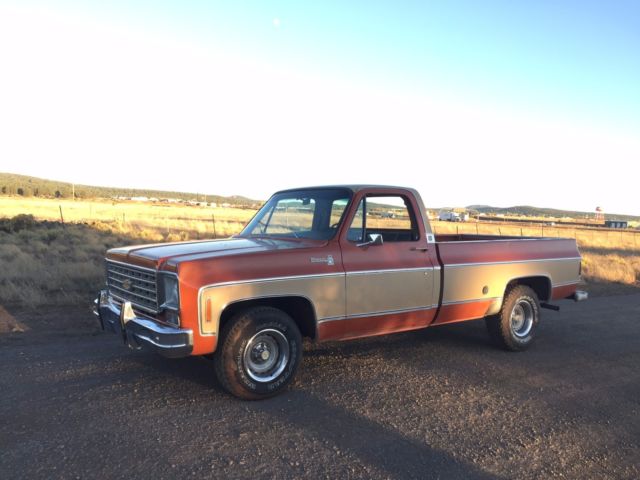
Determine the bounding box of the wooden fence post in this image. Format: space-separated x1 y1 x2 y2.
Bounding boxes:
212 214 217 238
59 205 64 224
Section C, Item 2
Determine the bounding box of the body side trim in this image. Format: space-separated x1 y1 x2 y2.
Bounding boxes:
445 257 581 268
200 272 345 291
346 267 433 276
552 280 582 287
441 297 502 306
436 237 575 244
318 304 438 324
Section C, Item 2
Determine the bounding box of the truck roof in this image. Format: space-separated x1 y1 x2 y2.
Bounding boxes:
276 185 416 194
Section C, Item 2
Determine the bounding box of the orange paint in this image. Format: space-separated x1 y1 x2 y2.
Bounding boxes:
318 308 437 342
431 300 494 325
551 284 579 300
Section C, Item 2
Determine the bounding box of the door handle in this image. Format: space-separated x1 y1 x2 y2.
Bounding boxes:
411 247 429 252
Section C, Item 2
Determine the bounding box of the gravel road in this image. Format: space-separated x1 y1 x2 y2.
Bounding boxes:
1 294 639 479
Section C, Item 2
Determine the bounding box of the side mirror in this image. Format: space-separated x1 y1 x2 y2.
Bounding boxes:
357 233 384 248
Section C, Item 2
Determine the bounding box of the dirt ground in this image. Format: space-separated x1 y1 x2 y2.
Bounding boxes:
1 294 639 479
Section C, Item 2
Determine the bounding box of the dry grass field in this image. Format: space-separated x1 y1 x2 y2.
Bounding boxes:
0 196 255 242
1 196 638 310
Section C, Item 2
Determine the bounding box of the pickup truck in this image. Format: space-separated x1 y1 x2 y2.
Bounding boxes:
95 185 587 399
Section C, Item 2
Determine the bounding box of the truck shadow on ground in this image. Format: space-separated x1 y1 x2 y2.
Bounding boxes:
123 326 503 478
252 389 500 479
127 320 491 396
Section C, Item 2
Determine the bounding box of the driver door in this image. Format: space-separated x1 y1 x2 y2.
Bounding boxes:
338 191 437 338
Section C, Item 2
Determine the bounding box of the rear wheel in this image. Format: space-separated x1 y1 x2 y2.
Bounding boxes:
214 306 302 400
486 285 540 351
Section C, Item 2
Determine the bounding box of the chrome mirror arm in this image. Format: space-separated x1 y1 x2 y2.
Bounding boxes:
357 233 384 248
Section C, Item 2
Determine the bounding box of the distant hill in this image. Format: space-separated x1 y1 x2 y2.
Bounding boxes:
2 173 636 221
0 173 260 207
466 205 640 222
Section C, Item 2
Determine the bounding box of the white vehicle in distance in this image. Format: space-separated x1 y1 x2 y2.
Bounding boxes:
439 210 462 222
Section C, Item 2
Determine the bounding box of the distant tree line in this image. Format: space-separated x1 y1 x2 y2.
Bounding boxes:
470 204 638 223
0 172 260 207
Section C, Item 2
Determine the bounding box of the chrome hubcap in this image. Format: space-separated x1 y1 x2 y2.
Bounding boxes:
510 300 534 338
243 329 289 383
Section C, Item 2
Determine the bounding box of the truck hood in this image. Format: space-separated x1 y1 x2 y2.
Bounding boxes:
107 237 321 270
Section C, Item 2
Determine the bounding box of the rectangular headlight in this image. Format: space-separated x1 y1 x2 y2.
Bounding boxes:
159 273 180 311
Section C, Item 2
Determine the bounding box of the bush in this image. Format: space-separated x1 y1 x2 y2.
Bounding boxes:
0 216 143 307
0 214 38 233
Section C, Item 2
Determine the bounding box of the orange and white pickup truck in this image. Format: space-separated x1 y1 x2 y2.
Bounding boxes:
95 185 587 399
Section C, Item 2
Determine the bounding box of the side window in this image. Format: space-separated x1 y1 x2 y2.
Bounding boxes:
329 198 350 229
347 199 365 242
347 195 419 243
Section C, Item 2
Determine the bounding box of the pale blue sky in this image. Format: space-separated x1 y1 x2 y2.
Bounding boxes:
1 0 638 213
46 0 640 126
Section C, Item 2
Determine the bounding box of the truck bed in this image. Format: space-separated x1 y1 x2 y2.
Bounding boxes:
431 234 582 325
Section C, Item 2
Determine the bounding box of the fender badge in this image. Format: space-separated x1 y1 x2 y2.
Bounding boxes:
310 255 334 266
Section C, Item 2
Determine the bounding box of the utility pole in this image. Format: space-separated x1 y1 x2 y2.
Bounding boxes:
72 183 75 200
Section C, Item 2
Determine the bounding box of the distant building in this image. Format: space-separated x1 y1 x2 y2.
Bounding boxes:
605 220 628 229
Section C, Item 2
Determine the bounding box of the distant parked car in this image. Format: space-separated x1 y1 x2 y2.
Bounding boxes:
439 211 461 222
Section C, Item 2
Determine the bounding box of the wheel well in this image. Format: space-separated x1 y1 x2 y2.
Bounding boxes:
219 296 317 339
506 276 551 302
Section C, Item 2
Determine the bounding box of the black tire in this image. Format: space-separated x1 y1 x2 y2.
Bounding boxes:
214 306 302 400
485 285 540 351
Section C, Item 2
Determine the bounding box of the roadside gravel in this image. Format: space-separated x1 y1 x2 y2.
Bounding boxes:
1 294 638 479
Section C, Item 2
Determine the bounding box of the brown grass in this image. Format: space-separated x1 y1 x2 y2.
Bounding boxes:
0 197 638 309
0 196 255 241
0 215 149 307
0 197 256 309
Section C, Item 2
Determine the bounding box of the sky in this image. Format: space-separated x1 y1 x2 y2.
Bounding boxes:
0 0 638 214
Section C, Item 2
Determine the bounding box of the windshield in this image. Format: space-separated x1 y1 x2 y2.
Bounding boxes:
240 188 352 240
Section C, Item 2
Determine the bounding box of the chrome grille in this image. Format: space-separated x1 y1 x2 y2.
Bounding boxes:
106 260 158 313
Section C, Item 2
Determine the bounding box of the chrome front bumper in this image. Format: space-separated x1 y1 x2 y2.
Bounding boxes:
93 290 193 358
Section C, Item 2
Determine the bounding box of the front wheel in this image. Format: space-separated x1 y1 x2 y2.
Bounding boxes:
485 285 540 351
214 306 302 400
